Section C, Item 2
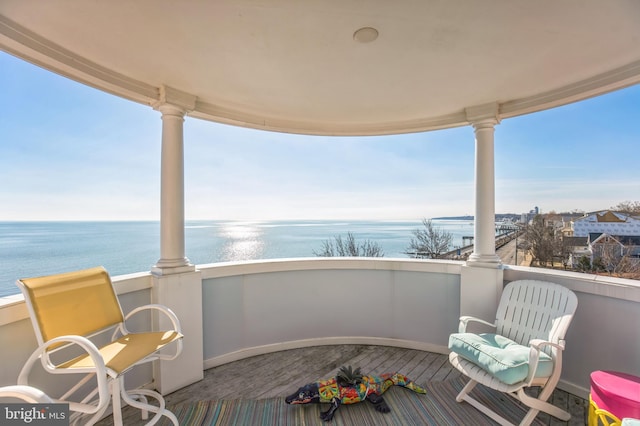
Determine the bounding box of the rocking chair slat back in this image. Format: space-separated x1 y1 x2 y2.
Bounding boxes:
496 280 577 355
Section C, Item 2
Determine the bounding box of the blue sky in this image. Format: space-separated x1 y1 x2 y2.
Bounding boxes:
1 51 639 221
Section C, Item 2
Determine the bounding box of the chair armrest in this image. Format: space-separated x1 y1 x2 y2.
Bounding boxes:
122 304 182 334
524 339 565 384
18 335 111 415
0 385 53 403
119 304 184 361
529 338 564 352
458 316 496 333
26 335 108 374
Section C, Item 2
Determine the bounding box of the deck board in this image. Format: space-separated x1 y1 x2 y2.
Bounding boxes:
96 345 588 425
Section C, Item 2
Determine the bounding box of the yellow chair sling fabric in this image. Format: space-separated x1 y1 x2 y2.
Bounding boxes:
16 266 183 425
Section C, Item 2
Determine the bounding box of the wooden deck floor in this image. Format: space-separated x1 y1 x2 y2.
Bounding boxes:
98 345 588 425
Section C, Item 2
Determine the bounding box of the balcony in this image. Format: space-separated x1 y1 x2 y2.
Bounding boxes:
2 258 638 424
99 345 588 425
1 2 639 424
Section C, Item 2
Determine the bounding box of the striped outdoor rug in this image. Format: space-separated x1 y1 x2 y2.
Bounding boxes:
161 377 545 425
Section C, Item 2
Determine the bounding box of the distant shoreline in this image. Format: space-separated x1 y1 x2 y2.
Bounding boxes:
432 214 520 221
432 216 474 220
0 217 515 223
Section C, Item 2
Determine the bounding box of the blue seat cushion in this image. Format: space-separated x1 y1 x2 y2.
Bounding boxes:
449 333 553 385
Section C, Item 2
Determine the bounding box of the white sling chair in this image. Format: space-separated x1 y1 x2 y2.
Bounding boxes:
448 280 578 426
0 385 53 403
16 266 183 425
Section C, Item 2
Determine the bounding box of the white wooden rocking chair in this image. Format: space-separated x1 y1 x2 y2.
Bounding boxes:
448 280 578 426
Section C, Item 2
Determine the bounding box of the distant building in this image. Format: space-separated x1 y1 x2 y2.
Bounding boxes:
519 206 542 224
588 233 640 270
562 211 640 268
564 236 590 267
572 210 640 237
556 213 586 237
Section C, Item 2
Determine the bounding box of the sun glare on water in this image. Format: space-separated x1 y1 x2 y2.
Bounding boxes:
219 223 265 261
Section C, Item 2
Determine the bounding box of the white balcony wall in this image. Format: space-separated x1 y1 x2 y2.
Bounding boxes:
200 258 462 368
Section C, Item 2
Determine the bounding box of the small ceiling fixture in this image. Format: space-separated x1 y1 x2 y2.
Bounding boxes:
353 27 378 43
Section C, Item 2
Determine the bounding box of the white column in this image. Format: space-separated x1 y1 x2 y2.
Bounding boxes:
150 87 203 394
467 118 501 267
459 105 503 321
152 102 194 275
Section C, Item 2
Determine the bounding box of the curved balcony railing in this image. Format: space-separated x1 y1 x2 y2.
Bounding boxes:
1 258 638 400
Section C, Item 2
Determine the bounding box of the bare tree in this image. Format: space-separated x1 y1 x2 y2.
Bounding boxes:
313 232 384 257
524 215 562 266
406 219 453 259
610 201 640 216
594 237 640 278
576 255 592 273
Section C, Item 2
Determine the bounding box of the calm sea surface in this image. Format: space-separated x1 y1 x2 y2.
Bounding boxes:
0 219 476 297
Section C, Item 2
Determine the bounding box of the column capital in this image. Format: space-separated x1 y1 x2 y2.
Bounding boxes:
465 102 500 127
152 85 197 114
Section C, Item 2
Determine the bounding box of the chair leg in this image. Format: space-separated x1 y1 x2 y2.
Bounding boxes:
118 377 178 426
111 379 124 426
456 378 477 402
455 380 515 426
460 393 515 426
517 388 571 422
454 377 569 426
518 407 540 426
130 393 149 420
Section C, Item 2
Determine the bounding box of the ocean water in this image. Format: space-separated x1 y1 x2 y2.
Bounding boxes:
0 219 476 297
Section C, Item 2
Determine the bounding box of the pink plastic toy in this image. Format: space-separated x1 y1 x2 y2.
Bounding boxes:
590 371 640 422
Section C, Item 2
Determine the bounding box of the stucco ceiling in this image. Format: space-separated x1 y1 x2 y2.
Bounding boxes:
1 0 639 135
